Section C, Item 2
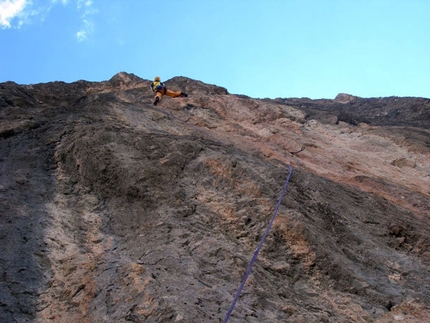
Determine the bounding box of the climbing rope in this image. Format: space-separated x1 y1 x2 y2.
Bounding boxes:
223 164 293 323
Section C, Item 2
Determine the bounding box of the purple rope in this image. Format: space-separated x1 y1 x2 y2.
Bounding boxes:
223 164 293 323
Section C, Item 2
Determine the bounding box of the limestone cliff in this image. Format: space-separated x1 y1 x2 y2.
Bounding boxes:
1 72 429 322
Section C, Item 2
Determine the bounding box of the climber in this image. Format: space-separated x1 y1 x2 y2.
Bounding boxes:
150 76 188 105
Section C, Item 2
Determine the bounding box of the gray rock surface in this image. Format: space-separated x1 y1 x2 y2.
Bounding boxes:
1 72 429 322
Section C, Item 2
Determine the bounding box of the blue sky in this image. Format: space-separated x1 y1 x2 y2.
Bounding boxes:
1 0 429 99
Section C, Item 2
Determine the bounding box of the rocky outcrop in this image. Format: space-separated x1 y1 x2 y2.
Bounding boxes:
334 93 359 103
1 72 429 322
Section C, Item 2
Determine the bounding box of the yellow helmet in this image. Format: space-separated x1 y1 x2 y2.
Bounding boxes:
154 76 160 82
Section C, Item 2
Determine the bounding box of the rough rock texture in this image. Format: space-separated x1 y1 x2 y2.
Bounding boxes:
1 72 429 322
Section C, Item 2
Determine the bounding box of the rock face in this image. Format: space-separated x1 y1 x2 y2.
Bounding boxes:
1 72 429 322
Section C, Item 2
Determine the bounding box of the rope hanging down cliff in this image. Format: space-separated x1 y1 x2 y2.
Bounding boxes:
223 164 293 323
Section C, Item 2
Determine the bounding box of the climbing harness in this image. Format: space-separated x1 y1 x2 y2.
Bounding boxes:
223 164 293 323
151 81 165 93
